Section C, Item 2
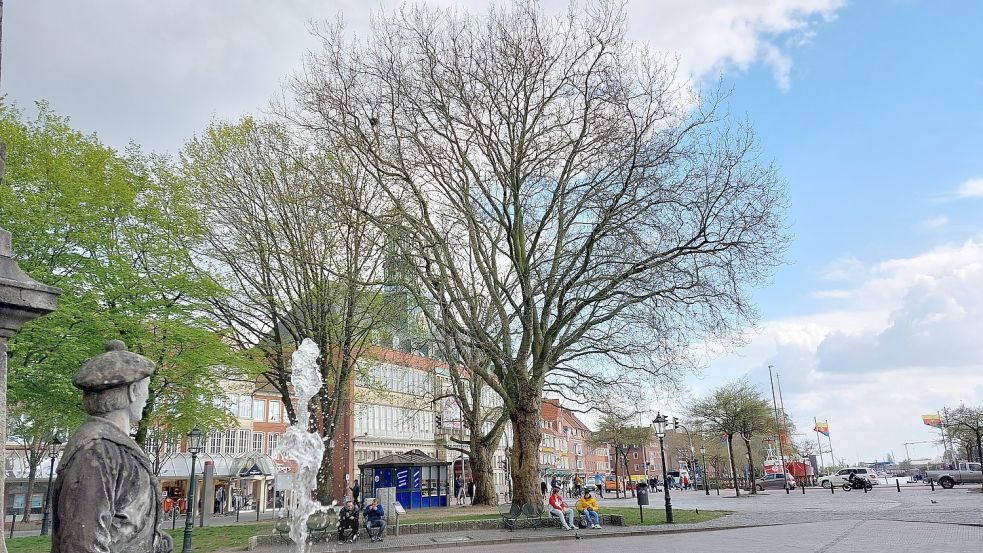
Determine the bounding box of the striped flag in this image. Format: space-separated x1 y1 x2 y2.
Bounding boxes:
814 422 829 437
922 414 942 428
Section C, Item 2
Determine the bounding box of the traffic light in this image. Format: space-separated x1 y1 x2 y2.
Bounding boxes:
672 417 679 429
435 414 442 427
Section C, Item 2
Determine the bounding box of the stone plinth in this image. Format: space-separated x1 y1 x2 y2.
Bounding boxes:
0 227 61 552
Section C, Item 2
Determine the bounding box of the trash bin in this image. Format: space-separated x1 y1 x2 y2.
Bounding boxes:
636 481 650 506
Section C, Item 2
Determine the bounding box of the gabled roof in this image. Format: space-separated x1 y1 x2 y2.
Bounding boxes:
359 448 451 468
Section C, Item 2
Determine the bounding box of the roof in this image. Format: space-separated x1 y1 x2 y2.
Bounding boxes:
359 448 451 468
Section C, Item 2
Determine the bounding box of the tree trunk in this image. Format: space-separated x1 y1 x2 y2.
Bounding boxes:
21 466 36 523
316 443 335 505
509 400 543 507
468 442 498 506
744 437 757 494
726 435 740 497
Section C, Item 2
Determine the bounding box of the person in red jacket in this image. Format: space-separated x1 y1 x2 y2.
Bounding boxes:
548 488 575 530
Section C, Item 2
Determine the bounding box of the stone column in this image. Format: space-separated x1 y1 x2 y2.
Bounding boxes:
200 461 214 527
0 228 60 552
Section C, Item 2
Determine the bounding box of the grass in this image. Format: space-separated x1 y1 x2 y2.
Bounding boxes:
5 507 730 552
7 524 274 553
602 507 730 526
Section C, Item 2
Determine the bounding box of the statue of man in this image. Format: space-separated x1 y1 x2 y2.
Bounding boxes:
52 340 173 552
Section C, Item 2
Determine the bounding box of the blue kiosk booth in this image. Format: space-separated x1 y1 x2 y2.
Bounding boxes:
359 449 451 509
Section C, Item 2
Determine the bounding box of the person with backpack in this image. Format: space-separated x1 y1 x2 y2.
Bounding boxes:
576 491 601 529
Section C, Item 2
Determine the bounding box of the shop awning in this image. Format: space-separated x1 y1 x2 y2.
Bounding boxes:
157 453 276 481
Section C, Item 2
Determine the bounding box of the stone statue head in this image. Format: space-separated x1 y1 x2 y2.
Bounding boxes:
73 340 155 423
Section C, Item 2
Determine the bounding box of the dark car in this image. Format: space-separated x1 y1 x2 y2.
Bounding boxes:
753 473 796 490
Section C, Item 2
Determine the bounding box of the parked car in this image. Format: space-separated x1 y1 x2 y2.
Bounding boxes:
926 462 983 488
752 473 796 491
818 467 878 488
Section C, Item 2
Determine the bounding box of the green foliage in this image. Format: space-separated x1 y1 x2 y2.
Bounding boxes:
0 101 258 440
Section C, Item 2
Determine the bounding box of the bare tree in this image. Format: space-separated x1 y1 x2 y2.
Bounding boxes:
733 382 774 494
183 117 396 503
944 405 983 463
689 381 749 495
7 412 62 523
292 1 787 504
590 411 652 498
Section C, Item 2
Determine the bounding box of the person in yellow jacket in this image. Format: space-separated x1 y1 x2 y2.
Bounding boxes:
576 491 601 529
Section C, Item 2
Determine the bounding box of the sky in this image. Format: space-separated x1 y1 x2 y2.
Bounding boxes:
4 0 983 465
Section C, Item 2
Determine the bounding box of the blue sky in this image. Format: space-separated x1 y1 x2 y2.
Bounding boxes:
5 0 983 464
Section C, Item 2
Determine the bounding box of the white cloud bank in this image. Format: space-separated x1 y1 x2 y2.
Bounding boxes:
5 0 844 153
703 239 983 463
956 177 983 198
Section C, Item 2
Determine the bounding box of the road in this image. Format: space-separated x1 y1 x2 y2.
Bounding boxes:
459 520 983 552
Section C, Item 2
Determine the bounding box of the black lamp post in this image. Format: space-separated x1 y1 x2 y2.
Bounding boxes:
39 437 62 535
700 445 709 496
652 413 673 523
182 427 204 553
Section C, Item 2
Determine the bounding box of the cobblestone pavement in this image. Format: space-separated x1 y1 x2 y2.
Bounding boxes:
252 486 983 552
456 520 983 553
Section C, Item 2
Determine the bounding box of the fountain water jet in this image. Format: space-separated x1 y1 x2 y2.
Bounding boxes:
276 338 325 553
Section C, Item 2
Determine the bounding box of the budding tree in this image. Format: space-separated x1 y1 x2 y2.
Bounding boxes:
293 1 787 505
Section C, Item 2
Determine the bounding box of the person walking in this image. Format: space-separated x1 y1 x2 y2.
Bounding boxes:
351 480 361 508
594 473 604 498
548 488 575 531
577 491 601 529
467 480 475 503
541 480 548 498
454 475 464 505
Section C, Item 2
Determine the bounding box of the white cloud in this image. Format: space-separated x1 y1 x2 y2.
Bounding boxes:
956 177 983 198
4 0 844 153
917 215 949 230
697 239 983 463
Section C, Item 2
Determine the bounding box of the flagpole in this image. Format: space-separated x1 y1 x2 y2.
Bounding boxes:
826 420 836 467
768 366 788 490
937 410 949 467
814 417 826 473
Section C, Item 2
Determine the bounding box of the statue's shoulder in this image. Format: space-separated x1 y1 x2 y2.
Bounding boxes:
61 417 144 467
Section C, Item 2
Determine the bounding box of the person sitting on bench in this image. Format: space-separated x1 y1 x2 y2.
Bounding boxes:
548 488 575 530
338 500 359 543
363 498 386 542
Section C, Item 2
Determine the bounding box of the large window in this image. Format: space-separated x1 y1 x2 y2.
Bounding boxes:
224 430 236 454
208 432 222 454
252 432 264 453
253 399 266 422
269 400 282 422
236 395 251 419
237 429 249 454
267 433 280 455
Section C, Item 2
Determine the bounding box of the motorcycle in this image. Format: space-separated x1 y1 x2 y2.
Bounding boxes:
841 477 872 492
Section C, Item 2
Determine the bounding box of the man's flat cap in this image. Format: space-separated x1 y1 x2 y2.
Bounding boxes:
73 340 156 392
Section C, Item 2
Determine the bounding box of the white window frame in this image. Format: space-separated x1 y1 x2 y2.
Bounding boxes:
269 400 282 422
252 399 266 422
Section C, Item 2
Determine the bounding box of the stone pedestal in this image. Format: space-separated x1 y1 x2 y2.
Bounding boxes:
0 227 60 552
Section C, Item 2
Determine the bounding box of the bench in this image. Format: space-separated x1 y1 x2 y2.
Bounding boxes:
499 502 545 531
273 510 334 543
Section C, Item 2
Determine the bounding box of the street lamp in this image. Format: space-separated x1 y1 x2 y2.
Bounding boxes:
39 437 62 535
699 446 709 496
182 427 204 553
652 413 673 523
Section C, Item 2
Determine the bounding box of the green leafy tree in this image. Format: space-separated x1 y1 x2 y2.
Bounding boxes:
0 101 250 447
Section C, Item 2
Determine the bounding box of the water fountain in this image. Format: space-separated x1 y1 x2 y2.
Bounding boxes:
276 338 327 553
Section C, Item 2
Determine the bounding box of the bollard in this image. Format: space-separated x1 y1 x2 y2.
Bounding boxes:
863 484 868 493
172 505 178 530
8 511 15 539
930 479 935 491
897 480 901 493
802 483 805 494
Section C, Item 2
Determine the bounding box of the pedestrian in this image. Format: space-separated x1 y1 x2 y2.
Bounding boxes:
548 488 575 530
454 475 464 505
594 473 604 498
351 480 361 508
682 473 690 490
577 491 601 529
467 480 475 503
541 480 548 498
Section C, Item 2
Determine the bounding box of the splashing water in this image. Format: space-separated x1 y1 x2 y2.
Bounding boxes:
276 338 325 553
